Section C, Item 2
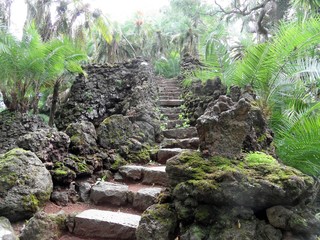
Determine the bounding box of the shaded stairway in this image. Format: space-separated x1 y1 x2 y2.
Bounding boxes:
157 78 199 164
58 78 199 240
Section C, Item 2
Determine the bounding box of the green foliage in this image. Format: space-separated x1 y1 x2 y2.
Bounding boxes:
0 24 86 113
273 103 320 176
154 52 181 78
227 17 320 110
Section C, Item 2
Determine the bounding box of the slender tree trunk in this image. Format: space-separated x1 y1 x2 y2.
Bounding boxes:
48 80 60 127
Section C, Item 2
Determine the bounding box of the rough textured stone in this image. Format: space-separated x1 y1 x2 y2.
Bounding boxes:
19 211 66 240
136 204 177 240
73 210 140 240
119 165 144 181
0 217 17 240
197 95 273 158
167 152 315 211
90 182 128 206
78 182 92 202
51 190 69 206
162 127 197 140
142 166 168 186
0 111 47 154
133 187 162 211
267 205 320 237
161 138 199 150
55 59 159 134
0 148 53 221
157 148 185 164
17 128 70 163
65 121 98 155
97 114 152 164
197 96 251 158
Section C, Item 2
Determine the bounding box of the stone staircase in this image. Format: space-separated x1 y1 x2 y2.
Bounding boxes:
60 165 168 240
59 78 199 240
157 78 199 164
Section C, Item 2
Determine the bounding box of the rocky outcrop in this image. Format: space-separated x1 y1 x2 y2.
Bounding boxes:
0 217 17 240
197 95 273 158
65 121 98 155
0 111 47 154
183 77 227 125
55 59 159 136
17 128 70 163
97 114 152 164
136 204 177 240
19 212 66 240
159 151 318 240
0 149 53 221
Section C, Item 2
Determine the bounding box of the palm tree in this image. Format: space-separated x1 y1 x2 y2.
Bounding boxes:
0 24 86 117
227 17 320 176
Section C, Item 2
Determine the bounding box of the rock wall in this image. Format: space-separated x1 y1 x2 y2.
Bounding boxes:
138 151 320 240
0 111 47 154
55 58 160 143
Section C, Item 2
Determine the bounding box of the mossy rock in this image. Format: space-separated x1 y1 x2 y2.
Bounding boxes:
0 148 53 221
136 204 177 240
167 151 315 211
20 211 67 240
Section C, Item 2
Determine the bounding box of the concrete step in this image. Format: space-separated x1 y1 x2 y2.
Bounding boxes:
162 127 198 139
118 165 168 186
157 148 186 164
90 181 163 211
159 99 184 107
73 209 141 240
161 137 200 149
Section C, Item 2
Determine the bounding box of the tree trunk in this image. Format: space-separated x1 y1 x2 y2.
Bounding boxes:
48 80 60 127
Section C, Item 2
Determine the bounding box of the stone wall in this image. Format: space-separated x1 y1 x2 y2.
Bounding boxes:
55 58 158 132
0 111 47 154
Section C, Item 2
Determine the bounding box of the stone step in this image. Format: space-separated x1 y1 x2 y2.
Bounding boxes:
162 127 198 139
160 107 182 113
159 99 184 107
161 137 200 149
73 209 141 240
159 92 181 98
118 165 168 186
164 120 184 129
90 181 163 211
157 148 186 164
158 83 180 87
159 87 181 93
162 113 181 120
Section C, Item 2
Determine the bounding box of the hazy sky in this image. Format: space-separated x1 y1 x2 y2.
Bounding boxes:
10 0 171 37
10 0 229 37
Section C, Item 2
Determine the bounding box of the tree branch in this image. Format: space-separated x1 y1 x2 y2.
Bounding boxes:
214 0 270 17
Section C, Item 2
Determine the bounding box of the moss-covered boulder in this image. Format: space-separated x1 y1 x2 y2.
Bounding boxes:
20 211 67 240
65 121 98 155
0 148 53 221
136 204 177 240
97 114 151 164
167 151 314 211
17 128 70 163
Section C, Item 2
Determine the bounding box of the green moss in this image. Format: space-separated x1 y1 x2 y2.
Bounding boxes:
244 152 277 166
111 154 127 171
22 194 40 212
54 169 68 176
127 148 151 164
